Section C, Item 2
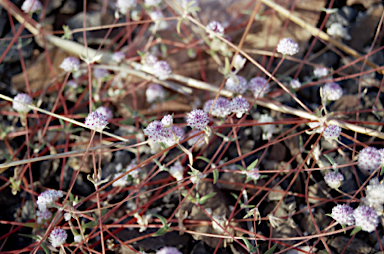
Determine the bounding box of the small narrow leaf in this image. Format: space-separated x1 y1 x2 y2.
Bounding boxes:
199 192 216 205
176 17 183 34
246 159 259 171
241 236 253 250
350 226 362 236
213 169 219 184
197 156 211 164
19 233 41 240
264 244 277 254
149 213 168 227
153 227 168 237
41 243 50 254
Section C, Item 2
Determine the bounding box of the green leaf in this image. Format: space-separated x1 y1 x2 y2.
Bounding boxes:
153 227 168 237
197 156 211 164
213 169 219 184
241 236 253 250
149 213 168 227
246 159 259 171
62 25 72 40
319 250 329 254
176 17 183 34
82 220 98 229
19 233 41 240
199 192 216 205
381 165 384 176
41 243 50 254
233 164 246 171
350 226 361 236
119 118 135 125
264 244 277 254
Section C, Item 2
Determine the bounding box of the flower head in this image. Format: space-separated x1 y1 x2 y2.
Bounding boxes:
21 0 42 13
156 247 182 254
161 114 173 128
146 83 166 103
276 38 299 55
289 79 301 89
203 98 231 118
321 82 343 101
358 146 382 174
93 68 110 79
187 109 209 130
324 172 344 189
126 163 141 179
13 93 32 112
314 67 329 78
162 126 185 146
248 77 270 98
112 172 129 187
206 21 224 38
144 120 166 142
308 121 324 133
152 60 172 80
60 57 80 72
353 205 379 233
85 111 108 131
37 189 63 212
36 209 52 224
244 167 261 182
49 228 67 248
233 54 246 72
144 53 158 66
112 51 125 63
116 0 137 14
229 96 249 118
169 161 184 181
95 106 113 120
225 75 248 94
323 125 341 140
331 204 355 226
363 178 384 210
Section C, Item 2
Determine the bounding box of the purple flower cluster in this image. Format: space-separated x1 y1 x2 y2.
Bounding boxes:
206 21 224 37
322 82 343 101
225 75 248 94
13 93 32 112
143 115 184 145
203 97 250 119
187 109 209 130
248 77 270 98
21 0 42 13
331 204 355 226
60 57 80 73
85 111 109 131
323 125 342 140
324 172 344 189
358 146 383 174
153 60 172 80
37 189 64 212
276 38 299 55
49 228 67 248
95 106 113 120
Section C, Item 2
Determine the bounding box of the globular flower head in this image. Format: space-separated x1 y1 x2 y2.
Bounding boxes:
327 23 351 40
206 21 224 38
93 68 110 79
276 38 299 55
60 57 80 72
187 109 209 130
324 172 344 189
229 96 249 118
162 125 185 146
116 0 137 14
331 204 355 226
314 67 329 78
85 111 108 131
112 172 129 187
161 114 173 128
95 106 113 120
66 80 78 88
146 83 166 103
225 75 248 94
323 125 341 140
21 0 42 13
248 77 270 98
358 146 382 174
13 93 32 112
112 51 125 63
203 98 231 118
126 163 141 179
49 228 67 248
144 120 166 142
36 209 52 224
144 53 158 66
156 246 182 254
363 178 384 209
144 0 162 7
289 79 301 89
321 82 343 101
36 189 63 212
353 205 379 233
152 60 172 80
169 161 184 181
